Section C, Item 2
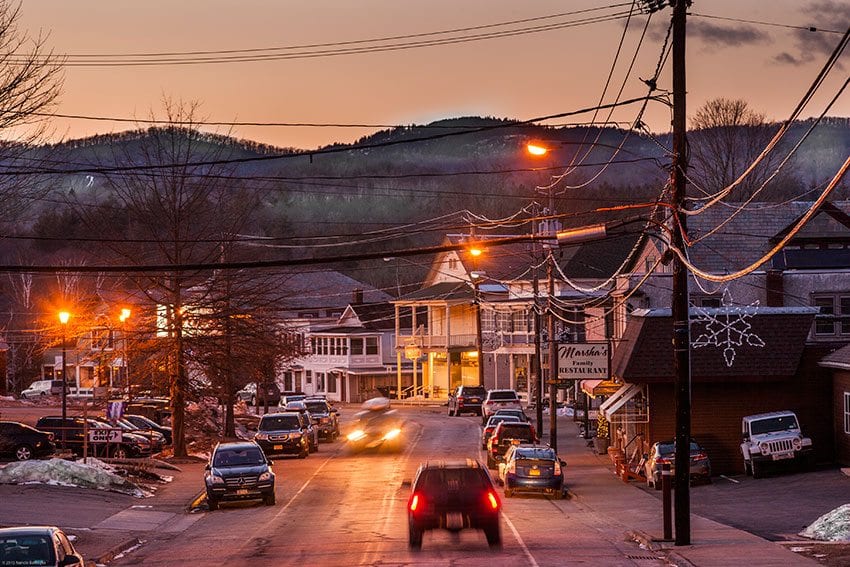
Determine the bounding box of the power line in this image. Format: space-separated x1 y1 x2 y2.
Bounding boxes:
690 12 845 35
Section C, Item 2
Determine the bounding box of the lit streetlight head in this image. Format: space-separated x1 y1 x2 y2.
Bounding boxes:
58 311 70 325
469 247 483 257
120 308 131 322
526 142 549 157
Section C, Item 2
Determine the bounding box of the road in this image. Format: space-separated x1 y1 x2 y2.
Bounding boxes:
110 408 665 566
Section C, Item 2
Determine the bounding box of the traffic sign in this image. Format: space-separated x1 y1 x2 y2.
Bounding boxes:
88 428 122 443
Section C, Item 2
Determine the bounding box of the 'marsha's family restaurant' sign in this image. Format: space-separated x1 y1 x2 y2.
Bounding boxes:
557 342 609 379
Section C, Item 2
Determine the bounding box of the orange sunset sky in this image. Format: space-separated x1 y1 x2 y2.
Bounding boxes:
20 0 850 149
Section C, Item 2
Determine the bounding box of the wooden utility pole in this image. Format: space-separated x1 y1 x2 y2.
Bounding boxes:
671 0 692 546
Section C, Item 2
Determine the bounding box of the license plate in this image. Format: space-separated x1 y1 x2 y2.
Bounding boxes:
446 512 463 530
529 469 541 476
273 445 283 450
236 489 249 495
470 398 480 403
772 453 794 461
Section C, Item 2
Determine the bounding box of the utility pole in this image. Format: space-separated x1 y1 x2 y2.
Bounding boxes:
547 187 558 453
670 0 692 546
532 208 544 436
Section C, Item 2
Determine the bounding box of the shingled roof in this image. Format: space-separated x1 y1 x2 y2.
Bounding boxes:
612 307 817 383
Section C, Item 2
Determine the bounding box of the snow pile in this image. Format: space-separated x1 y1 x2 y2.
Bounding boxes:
0 458 147 498
800 504 850 541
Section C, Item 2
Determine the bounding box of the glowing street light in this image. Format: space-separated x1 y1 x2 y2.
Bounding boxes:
526 142 549 157
119 308 132 403
58 311 70 448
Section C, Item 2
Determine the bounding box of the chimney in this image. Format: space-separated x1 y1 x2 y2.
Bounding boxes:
353 288 363 305
766 269 784 307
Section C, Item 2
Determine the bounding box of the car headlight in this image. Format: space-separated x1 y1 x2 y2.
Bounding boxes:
258 472 272 482
255 433 269 441
793 437 802 450
382 428 401 441
347 429 366 442
759 442 771 455
208 474 224 485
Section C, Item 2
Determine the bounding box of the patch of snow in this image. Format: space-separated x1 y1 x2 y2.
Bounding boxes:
800 503 850 541
0 395 15 401
0 458 148 498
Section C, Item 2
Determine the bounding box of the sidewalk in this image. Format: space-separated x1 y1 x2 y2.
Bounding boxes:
553 416 818 566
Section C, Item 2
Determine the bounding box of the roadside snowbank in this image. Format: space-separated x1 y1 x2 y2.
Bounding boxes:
800 504 850 541
0 458 147 497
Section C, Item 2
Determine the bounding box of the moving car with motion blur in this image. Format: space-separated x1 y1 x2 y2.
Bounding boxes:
407 459 501 549
204 441 275 510
644 439 712 490
346 397 403 453
0 526 86 566
254 412 313 458
497 444 565 498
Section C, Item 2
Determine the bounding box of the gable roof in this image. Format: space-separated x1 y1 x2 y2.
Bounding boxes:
612 307 817 383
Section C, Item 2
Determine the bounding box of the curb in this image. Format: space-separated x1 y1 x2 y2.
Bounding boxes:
95 537 142 565
186 490 206 512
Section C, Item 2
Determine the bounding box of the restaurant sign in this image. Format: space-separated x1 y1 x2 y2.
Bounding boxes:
557 342 609 380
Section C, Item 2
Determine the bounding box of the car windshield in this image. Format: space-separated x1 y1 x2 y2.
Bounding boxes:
656 441 701 456
0 534 56 565
305 402 328 413
213 447 265 467
515 447 556 460
417 468 490 491
259 415 301 431
462 387 486 396
486 415 520 427
488 391 518 401
750 416 799 435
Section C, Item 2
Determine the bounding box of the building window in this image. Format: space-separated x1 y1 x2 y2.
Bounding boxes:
306 370 312 384
497 311 512 333
512 310 529 333
91 328 114 350
328 374 337 393
481 309 495 333
448 258 458 270
316 373 325 392
351 338 364 355
845 392 850 435
366 337 379 355
813 295 850 337
697 296 722 308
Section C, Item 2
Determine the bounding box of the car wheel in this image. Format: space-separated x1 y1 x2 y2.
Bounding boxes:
408 525 423 550
751 460 763 479
484 525 501 548
743 460 752 476
112 446 129 459
653 474 662 491
207 496 219 511
263 492 276 506
14 444 34 461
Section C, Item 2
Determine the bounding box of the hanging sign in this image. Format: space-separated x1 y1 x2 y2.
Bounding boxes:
557 342 609 381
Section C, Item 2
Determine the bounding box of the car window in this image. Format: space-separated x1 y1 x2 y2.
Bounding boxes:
417 468 489 491
462 387 486 396
305 402 328 413
488 391 519 401
516 447 556 460
213 447 265 467
498 424 534 439
0 534 56 564
486 415 520 427
259 415 301 431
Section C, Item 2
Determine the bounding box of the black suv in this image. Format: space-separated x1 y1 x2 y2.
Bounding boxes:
204 441 275 510
35 416 151 459
0 421 55 461
407 460 502 549
254 412 313 458
304 398 340 441
448 385 487 417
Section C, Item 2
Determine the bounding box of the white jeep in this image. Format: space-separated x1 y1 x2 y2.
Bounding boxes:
740 411 813 478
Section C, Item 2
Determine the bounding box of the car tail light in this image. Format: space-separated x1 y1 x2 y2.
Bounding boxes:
409 492 422 513
553 459 562 475
485 490 500 511
692 452 708 461
655 456 672 465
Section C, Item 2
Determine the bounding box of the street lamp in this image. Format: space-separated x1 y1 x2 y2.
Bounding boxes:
470 268 486 387
58 311 70 448
119 308 131 403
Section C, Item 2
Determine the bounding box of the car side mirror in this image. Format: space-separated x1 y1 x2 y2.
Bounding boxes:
560 460 567 467
60 556 81 566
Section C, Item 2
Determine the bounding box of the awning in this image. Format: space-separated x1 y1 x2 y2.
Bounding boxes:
601 383 642 421
580 379 622 397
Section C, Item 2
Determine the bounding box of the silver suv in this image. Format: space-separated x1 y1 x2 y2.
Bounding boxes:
481 389 521 424
740 411 813 478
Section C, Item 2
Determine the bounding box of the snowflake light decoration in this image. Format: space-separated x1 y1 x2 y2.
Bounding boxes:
691 288 765 367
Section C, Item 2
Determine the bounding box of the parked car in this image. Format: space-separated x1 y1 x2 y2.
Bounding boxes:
20 380 66 399
124 414 172 445
407 460 501 549
303 398 339 440
0 421 55 461
0 526 86 566
644 439 712 490
447 385 487 417
87 418 154 458
279 391 307 407
112 418 165 453
740 410 812 478
282 401 319 451
237 382 282 406
486 421 538 469
498 444 565 498
204 441 275 510
254 412 313 458
492 408 531 423
35 416 151 459
481 415 521 449
481 389 522 424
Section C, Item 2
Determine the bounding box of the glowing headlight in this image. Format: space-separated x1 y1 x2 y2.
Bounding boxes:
255 433 269 441
347 429 366 442
382 428 401 441
258 472 272 482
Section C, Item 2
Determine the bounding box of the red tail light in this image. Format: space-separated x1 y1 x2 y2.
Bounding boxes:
486 490 500 511
693 452 708 461
655 457 672 465
47 433 54 441
409 492 422 513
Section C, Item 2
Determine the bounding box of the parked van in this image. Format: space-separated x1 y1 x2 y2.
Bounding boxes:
20 380 65 399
